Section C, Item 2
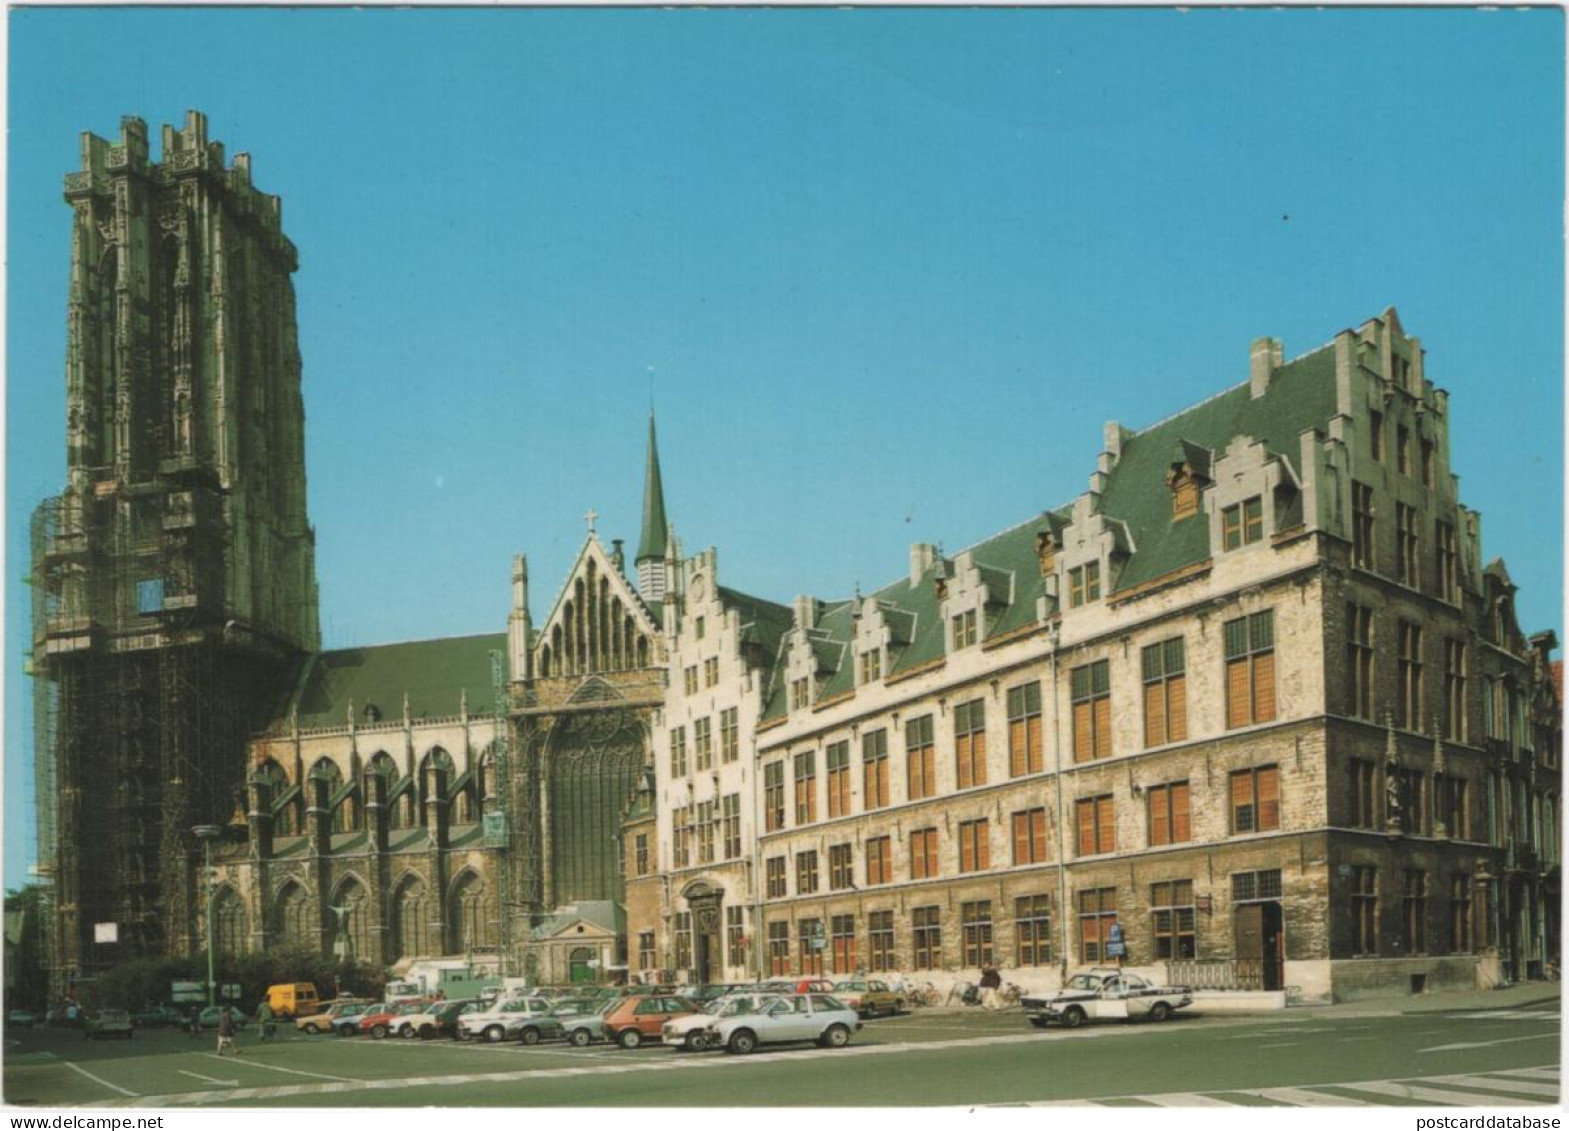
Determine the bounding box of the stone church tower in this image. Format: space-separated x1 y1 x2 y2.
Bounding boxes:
31 112 319 992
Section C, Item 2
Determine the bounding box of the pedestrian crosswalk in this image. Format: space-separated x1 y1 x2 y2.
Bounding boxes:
1010 1065 1560 1107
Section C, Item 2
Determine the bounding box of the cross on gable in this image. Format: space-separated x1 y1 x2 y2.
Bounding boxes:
584 508 598 534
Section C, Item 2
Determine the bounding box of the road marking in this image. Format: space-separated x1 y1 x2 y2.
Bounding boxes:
1492 1067 1561 1081
1422 1074 1559 1098
1336 1079 1538 1106
1256 1043 1299 1049
1139 1093 1240 1106
61 1059 139 1098
1242 1086 1373 1107
1420 1033 1558 1053
200 1052 353 1082
178 1069 239 1086
1447 1010 1561 1021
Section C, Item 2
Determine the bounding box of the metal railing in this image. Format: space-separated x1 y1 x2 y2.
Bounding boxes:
1166 958 1265 991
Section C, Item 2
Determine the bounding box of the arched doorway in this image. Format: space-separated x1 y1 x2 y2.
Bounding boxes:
681 880 725 985
568 946 596 985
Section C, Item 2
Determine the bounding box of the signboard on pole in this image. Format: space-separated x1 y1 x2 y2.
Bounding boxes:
171 981 205 1004
93 922 118 944
221 984 242 1001
1105 922 1127 959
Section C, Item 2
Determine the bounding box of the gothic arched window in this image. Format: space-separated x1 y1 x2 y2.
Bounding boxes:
212 886 247 955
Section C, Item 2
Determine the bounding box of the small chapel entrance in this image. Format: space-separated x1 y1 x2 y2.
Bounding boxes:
683 880 725 986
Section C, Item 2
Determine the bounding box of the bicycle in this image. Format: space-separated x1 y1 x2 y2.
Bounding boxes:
908 981 940 1007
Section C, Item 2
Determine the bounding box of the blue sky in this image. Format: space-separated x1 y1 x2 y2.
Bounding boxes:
6 7 1563 888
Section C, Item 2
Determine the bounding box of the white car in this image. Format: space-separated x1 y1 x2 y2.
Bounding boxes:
710 993 861 1055
662 993 781 1051
457 997 557 1043
1021 969 1193 1028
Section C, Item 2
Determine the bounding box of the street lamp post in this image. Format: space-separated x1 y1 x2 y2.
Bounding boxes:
193 825 222 1010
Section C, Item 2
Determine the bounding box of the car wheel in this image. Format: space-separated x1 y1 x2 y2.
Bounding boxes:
727 1028 757 1055
303 1022 320 1035
519 1027 541 1046
483 1025 506 1044
618 1028 643 1049
567 1028 591 1047
419 1026 436 1041
371 1024 388 1040
819 1023 850 1049
1149 1002 1173 1023
685 1032 708 1052
1061 1007 1086 1029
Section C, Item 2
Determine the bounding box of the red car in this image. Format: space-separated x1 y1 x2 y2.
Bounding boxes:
601 994 699 1049
358 1000 429 1039
764 978 836 995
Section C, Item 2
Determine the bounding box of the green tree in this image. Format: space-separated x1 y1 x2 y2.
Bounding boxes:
4 885 50 1011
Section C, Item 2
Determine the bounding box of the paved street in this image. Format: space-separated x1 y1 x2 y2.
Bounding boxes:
4 993 1559 1108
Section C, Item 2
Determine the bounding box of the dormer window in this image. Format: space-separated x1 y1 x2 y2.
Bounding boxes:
1171 474 1200 521
1068 562 1101 608
952 608 978 650
1036 533 1057 578
859 648 882 684
1221 497 1263 551
791 677 811 711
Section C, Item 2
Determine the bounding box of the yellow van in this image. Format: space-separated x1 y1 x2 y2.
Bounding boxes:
265 983 321 1019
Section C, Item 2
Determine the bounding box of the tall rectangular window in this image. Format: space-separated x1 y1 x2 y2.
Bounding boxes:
1069 561 1101 608
672 805 692 868
1224 610 1276 728
826 741 852 818
1397 620 1423 730
1015 895 1052 967
1142 638 1188 747
952 608 978 650
1439 777 1470 840
1437 520 1459 603
1395 767 1426 836
694 716 713 771
958 818 991 873
829 843 854 890
764 762 784 832
727 906 745 968
696 799 716 864
867 911 894 972
1403 870 1427 954
961 901 994 966
1347 604 1375 719
1422 438 1436 487
797 919 823 976
1449 875 1472 952
795 850 819 895
862 729 890 809
865 836 892 885
791 677 810 711
1150 879 1196 959
831 914 857 974
1078 888 1118 964
794 751 817 825
1397 424 1411 475
1012 807 1048 865
721 793 741 859
1396 502 1420 588
1230 766 1280 834
1071 659 1112 762
684 667 698 696
1007 681 1043 776
1352 481 1376 569
720 707 739 763
638 931 656 971
954 699 988 789
674 912 692 971
859 647 881 684
1350 759 1377 829
634 834 650 876
1147 781 1191 846
704 656 719 688
1369 410 1385 461
1076 795 1116 856
768 921 790 976
670 726 688 777
1444 639 1467 741
1222 496 1264 550
912 906 942 970
1352 866 1378 955
906 716 936 801
910 827 939 880
766 856 786 898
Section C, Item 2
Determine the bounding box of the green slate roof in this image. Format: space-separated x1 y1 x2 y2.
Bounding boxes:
757 343 1342 724
290 633 509 729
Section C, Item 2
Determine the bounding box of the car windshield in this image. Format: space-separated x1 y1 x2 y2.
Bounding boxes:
715 998 760 1017
1064 975 1102 992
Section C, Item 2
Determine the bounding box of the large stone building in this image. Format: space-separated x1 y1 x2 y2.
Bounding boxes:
633 310 1562 1002
30 114 1560 1002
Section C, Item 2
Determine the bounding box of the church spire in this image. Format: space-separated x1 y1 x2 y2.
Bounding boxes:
636 411 671 601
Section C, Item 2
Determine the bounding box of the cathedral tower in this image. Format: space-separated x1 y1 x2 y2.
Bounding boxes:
635 412 670 602
32 112 319 989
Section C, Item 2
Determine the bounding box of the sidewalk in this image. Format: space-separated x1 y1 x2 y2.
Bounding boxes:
1291 980 1560 1019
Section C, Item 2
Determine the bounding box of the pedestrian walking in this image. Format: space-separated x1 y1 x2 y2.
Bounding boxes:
215 1008 241 1056
255 999 275 1041
979 965 1003 1012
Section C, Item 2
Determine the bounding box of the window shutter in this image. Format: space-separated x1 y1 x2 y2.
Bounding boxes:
978 821 991 870
1168 675 1188 742
1172 782 1191 842
972 730 987 786
1149 785 1169 846
1231 771 1254 832
1144 681 1166 747
1096 796 1116 854
1227 658 1250 728
1009 719 1027 776
1012 813 1027 865
1031 809 1046 859
1027 716 1043 773
1073 702 1093 762
1077 799 1095 856
1258 767 1280 830
1253 653 1277 722
1094 696 1112 759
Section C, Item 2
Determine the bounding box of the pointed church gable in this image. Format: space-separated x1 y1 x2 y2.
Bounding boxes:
536 537 662 679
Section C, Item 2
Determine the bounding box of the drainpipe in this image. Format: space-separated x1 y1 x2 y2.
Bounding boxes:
1049 621 1071 985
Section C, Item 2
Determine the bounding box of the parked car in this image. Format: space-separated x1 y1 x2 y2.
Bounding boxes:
762 977 836 995
334 1002 384 1036
84 1009 134 1040
457 997 559 1044
554 998 619 1047
359 1000 429 1039
831 979 906 1019
662 993 780 1051
197 1006 248 1030
298 999 371 1034
264 981 321 1020
128 1004 182 1028
7 1009 37 1028
1020 969 1193 1028
393 998 479 1039
711 993 860 1054
602 994 700 1049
